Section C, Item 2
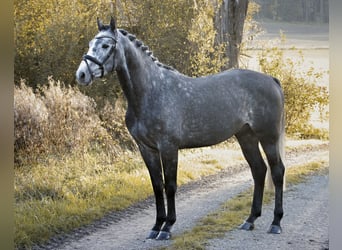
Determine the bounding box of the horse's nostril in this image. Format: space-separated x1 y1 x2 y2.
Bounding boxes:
79 72 85 80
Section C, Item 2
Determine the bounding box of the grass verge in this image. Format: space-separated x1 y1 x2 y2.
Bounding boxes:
167 160 328 250
14 152 151 248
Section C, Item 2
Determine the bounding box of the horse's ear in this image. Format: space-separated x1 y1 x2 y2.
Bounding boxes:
97 17 105 31
110 16 116 33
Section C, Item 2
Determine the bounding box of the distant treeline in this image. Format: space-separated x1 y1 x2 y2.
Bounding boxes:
255 0 328 23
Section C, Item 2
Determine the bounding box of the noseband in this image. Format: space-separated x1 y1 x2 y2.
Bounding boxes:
83 35 117 79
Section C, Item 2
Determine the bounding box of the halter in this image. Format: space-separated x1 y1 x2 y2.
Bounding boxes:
82 35 117 79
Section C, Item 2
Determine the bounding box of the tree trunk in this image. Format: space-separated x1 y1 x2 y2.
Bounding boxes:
215 0 249 69
227 0 248 68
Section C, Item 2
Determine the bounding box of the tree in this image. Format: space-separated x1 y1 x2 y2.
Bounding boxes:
188 0 226 77
14 0 106 87
215 0 249 69
132 0 195 75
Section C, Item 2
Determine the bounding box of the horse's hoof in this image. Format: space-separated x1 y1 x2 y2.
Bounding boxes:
267 224 282 234
238 221 255 231
156 231 171 240
146 230 160 239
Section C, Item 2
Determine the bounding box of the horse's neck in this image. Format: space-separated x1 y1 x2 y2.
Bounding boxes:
116 36 157 115
116 65 136 109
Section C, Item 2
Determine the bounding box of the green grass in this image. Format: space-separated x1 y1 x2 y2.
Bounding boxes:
166 160 328 250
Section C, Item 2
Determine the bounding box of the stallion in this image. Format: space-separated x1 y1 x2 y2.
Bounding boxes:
76 17 285 240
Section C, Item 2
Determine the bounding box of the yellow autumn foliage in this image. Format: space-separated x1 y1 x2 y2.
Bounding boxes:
15 0 237 87
15 0 113 86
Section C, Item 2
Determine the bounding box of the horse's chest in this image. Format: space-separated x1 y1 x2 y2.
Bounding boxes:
126 115 162 148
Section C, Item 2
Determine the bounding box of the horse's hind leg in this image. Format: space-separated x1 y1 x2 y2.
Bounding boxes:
235 126 268 230
260 140 285 234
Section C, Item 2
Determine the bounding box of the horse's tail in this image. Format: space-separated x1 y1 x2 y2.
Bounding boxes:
266 103 286 191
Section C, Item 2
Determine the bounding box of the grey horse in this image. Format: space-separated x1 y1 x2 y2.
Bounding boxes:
76 17 285 240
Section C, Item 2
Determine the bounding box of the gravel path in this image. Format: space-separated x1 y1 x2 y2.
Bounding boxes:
207 172 329 250
51 142 328 250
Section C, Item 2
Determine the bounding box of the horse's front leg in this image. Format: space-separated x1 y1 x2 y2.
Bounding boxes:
155 146 179 240
138 144 166 239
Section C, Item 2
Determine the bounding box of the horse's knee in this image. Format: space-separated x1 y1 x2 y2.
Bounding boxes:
152 180 165 199
254 166 267 184
165 182 177 197
271 164 285 186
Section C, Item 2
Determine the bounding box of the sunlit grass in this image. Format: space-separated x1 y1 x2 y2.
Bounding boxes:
14 151 152 248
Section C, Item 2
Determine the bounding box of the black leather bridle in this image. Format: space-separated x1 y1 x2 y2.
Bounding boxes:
82 35 117 79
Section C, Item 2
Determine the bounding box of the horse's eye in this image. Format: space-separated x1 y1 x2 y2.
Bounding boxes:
102 44 109 49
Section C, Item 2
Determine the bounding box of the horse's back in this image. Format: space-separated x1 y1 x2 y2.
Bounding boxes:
173 69 284 148
186 69 284 124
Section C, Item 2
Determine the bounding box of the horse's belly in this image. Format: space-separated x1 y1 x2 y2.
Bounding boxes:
179 120 240 149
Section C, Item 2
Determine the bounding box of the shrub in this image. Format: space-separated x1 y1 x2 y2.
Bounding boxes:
14 77 121 166
14 80 49 159
98 98 137 152
258 47 329 139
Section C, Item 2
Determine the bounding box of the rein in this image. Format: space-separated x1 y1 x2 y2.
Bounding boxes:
83 35 117 79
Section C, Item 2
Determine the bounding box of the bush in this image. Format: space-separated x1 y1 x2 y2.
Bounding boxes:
14 80 49 158
258 47 329 139
98 98 137 152
14 77 123 166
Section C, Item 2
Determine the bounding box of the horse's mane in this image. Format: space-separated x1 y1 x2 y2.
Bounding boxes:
118 29 177 72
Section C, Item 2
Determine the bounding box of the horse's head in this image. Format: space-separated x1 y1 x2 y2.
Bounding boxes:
76 17 119 85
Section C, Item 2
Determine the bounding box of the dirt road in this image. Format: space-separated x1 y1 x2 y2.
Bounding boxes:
42 141 328 250
207 172 329 250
